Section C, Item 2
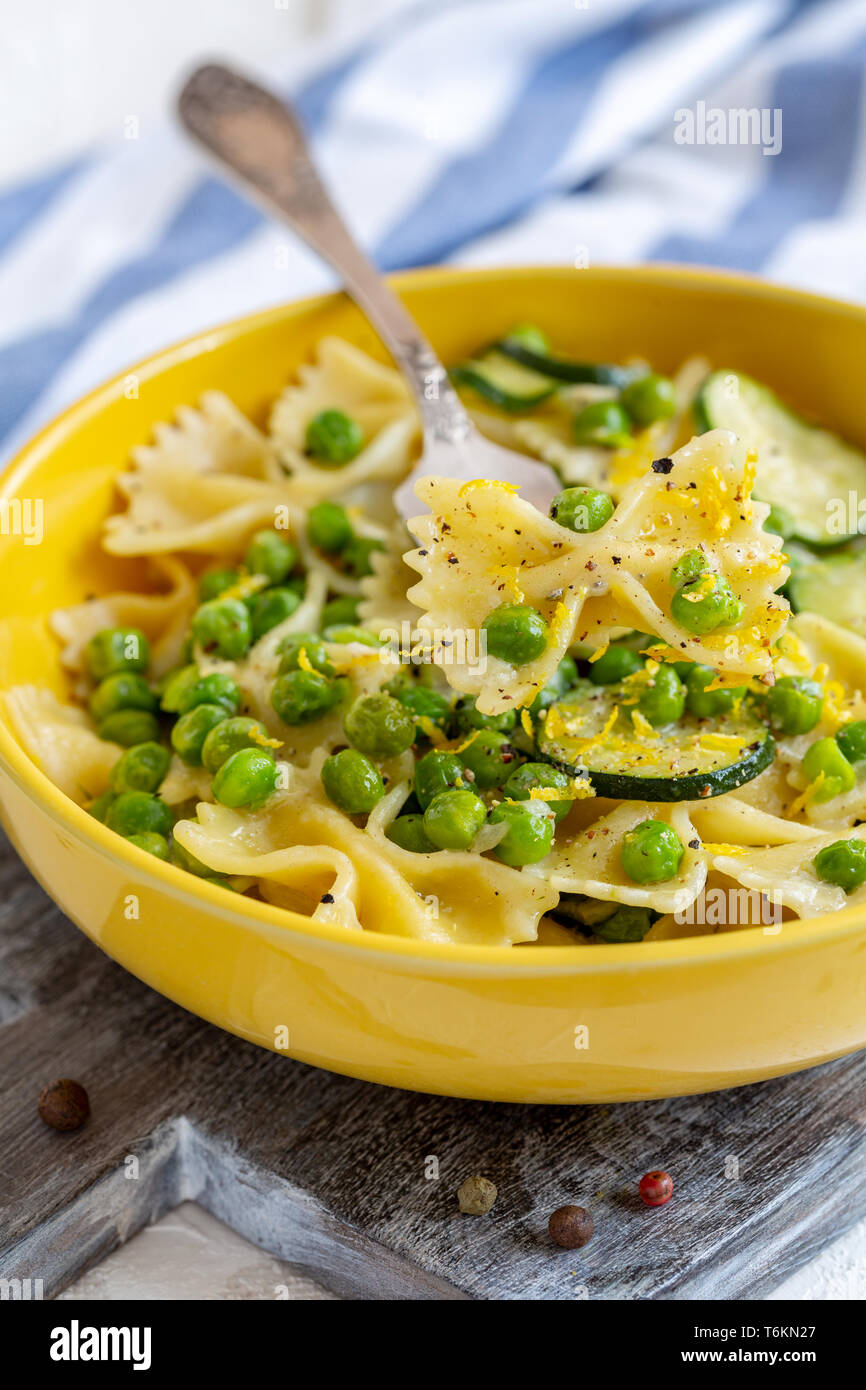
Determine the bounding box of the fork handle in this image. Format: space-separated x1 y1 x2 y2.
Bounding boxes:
177 63 471 445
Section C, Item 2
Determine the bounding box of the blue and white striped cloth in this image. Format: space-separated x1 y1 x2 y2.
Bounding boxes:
2 0 866 465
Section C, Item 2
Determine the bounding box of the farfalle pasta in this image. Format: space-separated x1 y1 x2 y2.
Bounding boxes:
6 328 866 947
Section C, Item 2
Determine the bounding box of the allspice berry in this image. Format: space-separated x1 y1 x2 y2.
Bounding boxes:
457 1175 498 1215
38 1079 90 1132
548 1204 594 1249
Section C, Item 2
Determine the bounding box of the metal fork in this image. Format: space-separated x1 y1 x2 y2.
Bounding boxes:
177 64 560 519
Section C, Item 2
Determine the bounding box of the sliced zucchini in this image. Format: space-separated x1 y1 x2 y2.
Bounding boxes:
786 540 866 636
450 350 557 412
537 683 774 802
497 337 631 388
696 370 866 545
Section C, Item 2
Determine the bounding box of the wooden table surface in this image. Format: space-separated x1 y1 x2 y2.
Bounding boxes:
2 826 866 1301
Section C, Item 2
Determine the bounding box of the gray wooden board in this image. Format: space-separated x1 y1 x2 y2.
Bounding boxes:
0 825 864 1302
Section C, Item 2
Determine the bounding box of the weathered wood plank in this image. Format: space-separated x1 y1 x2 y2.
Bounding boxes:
1 826 864 1300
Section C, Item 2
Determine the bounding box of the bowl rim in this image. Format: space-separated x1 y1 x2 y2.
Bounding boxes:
3 259 866 977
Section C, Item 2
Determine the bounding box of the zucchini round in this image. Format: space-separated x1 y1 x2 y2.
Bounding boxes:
537 682 775 801
497 337 631 388
450 350 556 412
786 540 866 636
696 369 866 546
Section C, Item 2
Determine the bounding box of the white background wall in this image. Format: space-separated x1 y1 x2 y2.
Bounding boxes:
0 0 412 184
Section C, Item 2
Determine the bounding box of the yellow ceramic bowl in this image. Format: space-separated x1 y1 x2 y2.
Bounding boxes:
3 265 866 1104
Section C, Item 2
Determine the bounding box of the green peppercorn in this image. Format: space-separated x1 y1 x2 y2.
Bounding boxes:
414 751 468 810
589 644 644 686
105 791 173 838
813 838 866 893
801 738 855 803
620 819 684 883
212 747 278 809
305 408 364 465
321 748 385 814
244 528 297 584
343 692 416 759
385 814 438 853
201 716 272 774
620 372 677 427
192 597 252 660
637 664 685 727
489 801 555 866
766 676 824 736
482 603 549 666
271 670 345 725
109 741 171 795
549 486 615 533
86 627 150 681
171 703 227 765
423 788 487 851
308 502 354 554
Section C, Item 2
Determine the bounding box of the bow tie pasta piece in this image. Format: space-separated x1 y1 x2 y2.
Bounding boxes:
131 391 281 481
2 686 122 803
104 464 296 556
707 828 866 918
525 801 706 918
405 429 790 715
690 793 821 847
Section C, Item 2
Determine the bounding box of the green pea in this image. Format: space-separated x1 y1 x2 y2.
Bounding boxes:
126 831 171 861
87 789 116 823
106 791 173 838
90 672 158 723
488 801 555 866
620 372 677 426
504 762 573 823
343 536 384 578
589 645 644 686
423 789 487 851
198 567 241 602
506 322 550 354
549 486 615 533
110 741 171 794
244 528 297 584
86 627 150 681
98 710 161 746
305 408 364 465
320 748 384 814
637 664 685 728
670 573 744 635
323 625 383 647
482 603 549 666
453 696 516 735
272 671 345 725
572 400 632 448
201 717 271 774
343 692 416 759
385 814 438 853
161 668 241 717
685 665 746 719
801 738 855 803
321 595 360 628
836 721 866 764
171 703 227 765
670 549 710 589
192 597 252 661
414 751 468 810
767 676 823 736
594 905 654 943
620 819 684 883
813 838 866 893
460 730 520 790
395 686 452 737
212 747 278 809
249 587 301 641
308 502 354 554
277 633 334 677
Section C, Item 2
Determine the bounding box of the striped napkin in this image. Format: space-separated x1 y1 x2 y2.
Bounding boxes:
2 0 865 462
